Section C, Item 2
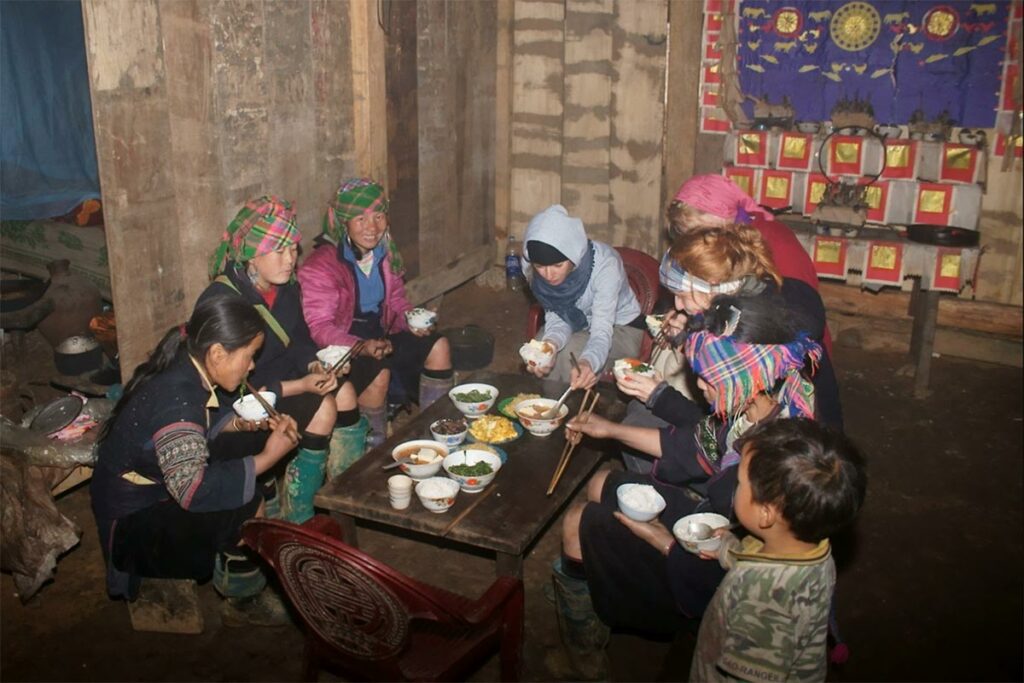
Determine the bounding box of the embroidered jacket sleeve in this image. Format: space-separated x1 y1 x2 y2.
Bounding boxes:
152 407 255 512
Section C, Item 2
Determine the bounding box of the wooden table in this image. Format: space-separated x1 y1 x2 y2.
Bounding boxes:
314 371 624 578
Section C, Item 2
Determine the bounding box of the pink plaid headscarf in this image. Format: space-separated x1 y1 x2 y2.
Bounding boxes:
673 174 774 223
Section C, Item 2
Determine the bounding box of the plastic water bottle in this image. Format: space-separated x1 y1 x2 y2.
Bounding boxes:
505 235 524 292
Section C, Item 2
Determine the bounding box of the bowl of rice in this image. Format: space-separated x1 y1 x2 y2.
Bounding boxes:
415 477 460 513
616 483 666 522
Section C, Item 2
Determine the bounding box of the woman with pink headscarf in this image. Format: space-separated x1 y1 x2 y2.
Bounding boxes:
668 174 820 294
669 174 830 356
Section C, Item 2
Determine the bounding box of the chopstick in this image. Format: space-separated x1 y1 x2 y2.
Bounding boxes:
546 390 600 496
244 380 279 418
317 340 365 387
441 485 497 536
569 352 581 372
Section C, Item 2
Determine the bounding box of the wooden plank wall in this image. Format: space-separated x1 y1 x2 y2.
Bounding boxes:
507 0 669 256
83 0 358 374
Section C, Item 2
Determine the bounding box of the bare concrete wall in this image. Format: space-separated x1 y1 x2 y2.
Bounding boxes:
82 0 357 374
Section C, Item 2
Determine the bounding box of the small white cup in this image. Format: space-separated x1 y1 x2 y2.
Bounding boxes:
388 474 413 509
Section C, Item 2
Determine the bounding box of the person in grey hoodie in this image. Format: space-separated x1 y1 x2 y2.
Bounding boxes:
522 204 643 389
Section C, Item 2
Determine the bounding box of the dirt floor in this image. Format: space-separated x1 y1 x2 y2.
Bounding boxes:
2 274 1022 682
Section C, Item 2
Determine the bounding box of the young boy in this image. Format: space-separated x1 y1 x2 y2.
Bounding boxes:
690 418 867 682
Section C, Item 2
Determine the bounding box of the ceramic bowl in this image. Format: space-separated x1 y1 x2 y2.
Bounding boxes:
405 307 437 332
316 345 352 371
448 383 499 419
612 358 657 383
415 476 460 513
429 418 469 448
391 439 448 479
616 483 667 522
442 448 502 493
232 391 277 421
672 513 731 554
514 398 569 437
519 340 555 370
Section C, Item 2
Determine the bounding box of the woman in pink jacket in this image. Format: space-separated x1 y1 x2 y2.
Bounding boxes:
298 178 452 448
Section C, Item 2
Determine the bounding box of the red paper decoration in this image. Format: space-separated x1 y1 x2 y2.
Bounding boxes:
863 241 904 285
913 183 953 225
760 170 794 210
812 236 848 280
881 140 917 179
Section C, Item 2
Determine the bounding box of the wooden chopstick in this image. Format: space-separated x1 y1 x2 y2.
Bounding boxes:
317 340 365 387
546 390 599 496
441 485 497 536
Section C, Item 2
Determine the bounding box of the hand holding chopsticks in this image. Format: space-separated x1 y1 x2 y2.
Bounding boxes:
547 390 600 496
568 352 597 390
316 340 365 388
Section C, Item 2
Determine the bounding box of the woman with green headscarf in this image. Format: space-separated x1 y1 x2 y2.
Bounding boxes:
200 196 367 533
298 178 453 449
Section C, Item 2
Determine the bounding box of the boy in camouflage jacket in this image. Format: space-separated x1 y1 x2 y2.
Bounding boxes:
691 419 866 682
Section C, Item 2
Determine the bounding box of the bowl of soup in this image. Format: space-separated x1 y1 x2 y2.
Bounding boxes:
514 398 569 437
391 439 448 479
672 513 731 554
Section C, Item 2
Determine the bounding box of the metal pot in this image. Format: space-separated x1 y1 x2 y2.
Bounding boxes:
440 325 495 371
54 335 104 375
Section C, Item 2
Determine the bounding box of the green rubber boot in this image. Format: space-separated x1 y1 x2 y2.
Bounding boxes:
212 550 289 628
550 557 610 681
326 415 369 480
280 447 328 523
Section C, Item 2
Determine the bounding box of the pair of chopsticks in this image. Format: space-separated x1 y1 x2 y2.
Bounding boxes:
441 485 497 536
243 380 300 441
546 390 600 496
316 340 365 388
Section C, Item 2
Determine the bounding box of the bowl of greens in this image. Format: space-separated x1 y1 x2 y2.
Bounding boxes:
448 382 498 420
442 448 503 493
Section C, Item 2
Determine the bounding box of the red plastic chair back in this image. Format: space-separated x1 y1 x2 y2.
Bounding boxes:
242 517 523 682
524 246 661 362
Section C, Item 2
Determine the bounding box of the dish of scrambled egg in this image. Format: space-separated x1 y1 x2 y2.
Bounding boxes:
469 415 519 443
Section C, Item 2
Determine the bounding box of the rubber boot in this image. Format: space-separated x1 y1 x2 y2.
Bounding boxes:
280 447 328 524
326 415 369 480
212 550 289 628
363 404 388 450
549 557 610 681
418 372 453 410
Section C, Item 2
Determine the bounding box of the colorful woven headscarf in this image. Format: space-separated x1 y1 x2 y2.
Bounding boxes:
208 196 301 278
685 329 821 420
659 250 745 295
673 174 774 223
323 177 390 244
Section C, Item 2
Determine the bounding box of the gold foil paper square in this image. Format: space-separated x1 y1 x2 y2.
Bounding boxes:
816 240 842 264
782 135 808 159
765 176 790 199
835 141 860 164
870 245 897 270
864 186 883 210
809 181 827 205
740 133 762 155
945 147 972 170
732 175 751 194
919 189 947 213
886 144 910 168
940 253 961 278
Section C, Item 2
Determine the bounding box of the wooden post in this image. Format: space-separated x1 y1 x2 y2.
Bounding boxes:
663 0 704 234
350 0 388 185
494 0 514 263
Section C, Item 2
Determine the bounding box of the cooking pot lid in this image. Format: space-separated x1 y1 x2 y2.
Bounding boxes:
57 335 101 354
29 395 84 434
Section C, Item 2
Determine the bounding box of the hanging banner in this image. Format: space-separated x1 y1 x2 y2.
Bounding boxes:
760 169 795 210
863 241 905 285
812 235 849 279
932 247 965 292
881 140 918 179
913 182 954 225
776 132 815 171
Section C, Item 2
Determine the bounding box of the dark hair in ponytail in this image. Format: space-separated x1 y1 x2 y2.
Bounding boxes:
687 292 802 345
99 295 263 440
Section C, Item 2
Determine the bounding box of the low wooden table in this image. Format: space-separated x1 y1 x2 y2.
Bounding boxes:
314 371 624 578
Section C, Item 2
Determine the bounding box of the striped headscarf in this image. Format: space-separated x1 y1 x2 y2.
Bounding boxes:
208 196 301 278
323 177 390 244
685 329 821 420
659 250 745 295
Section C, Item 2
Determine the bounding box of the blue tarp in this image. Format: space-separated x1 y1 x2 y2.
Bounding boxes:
1 0 99 220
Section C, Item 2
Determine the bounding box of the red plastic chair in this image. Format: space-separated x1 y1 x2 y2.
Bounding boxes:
524 246 661 362
242 516 524 682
